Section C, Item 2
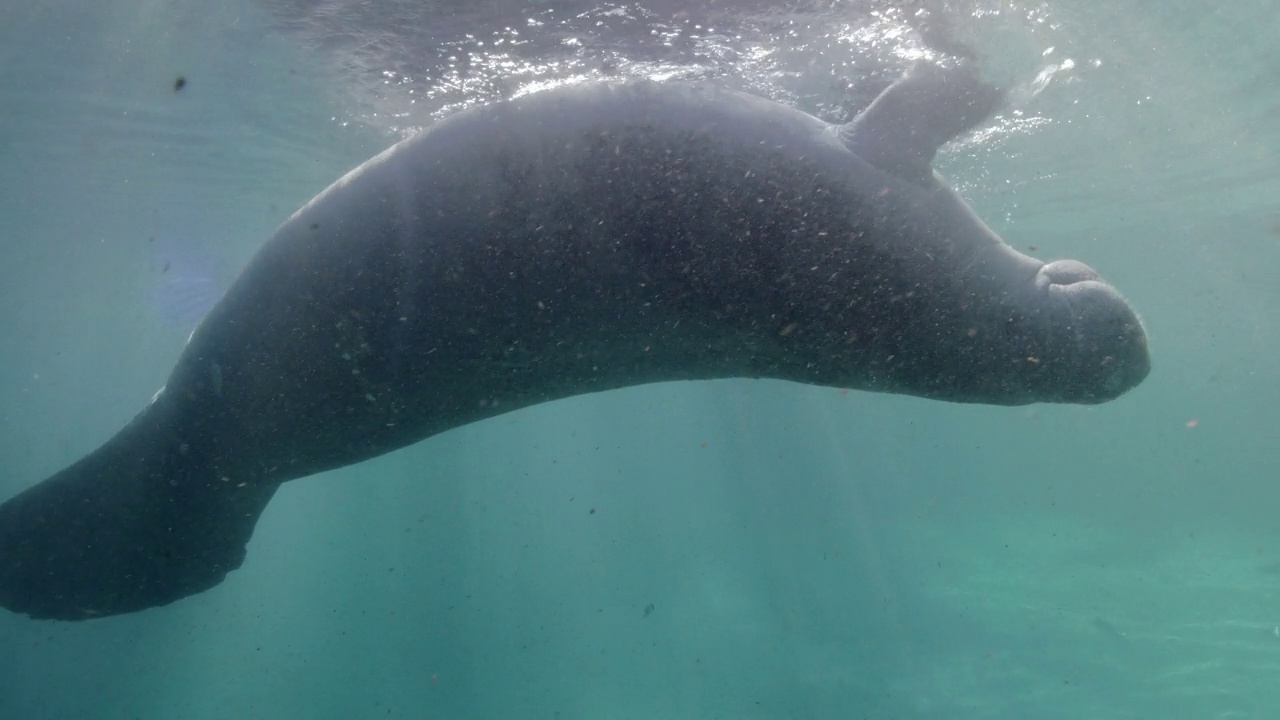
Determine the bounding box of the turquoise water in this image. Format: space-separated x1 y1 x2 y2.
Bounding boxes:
1 1 1278 718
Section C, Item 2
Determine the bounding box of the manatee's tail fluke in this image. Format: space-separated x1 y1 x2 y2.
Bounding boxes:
0 397 277 620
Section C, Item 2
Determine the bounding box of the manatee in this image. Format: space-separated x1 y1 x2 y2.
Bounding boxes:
0 62 1148 620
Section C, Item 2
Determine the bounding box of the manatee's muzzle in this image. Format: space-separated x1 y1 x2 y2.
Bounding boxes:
1038 260 1150 403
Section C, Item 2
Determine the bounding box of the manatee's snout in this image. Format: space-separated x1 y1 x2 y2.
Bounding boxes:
1038 260 1150 403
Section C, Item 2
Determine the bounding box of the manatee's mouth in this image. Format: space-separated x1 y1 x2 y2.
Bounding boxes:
1037 260 1150 403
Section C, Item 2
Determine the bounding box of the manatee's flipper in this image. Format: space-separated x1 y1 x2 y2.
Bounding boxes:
839 62 1005 182
0 397 277 620
899 0 979 60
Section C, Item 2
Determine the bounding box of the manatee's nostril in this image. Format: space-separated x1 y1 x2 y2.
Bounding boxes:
1040 259 1100 286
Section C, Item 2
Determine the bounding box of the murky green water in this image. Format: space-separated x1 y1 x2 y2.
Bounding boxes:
1 1 1277 717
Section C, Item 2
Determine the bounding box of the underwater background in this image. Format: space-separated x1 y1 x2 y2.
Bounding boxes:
1 0 1278 717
